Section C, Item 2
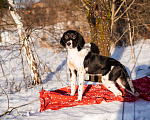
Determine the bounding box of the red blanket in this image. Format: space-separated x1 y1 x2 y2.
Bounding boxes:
39 76 150 111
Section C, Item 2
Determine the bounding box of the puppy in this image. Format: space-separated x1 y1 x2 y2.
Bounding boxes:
60 30 138 101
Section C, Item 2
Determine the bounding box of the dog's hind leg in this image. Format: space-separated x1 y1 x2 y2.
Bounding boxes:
102 76 122 96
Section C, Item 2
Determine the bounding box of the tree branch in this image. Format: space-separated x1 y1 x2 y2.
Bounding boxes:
114 0 126 17
80 0 90 10
114 0 135 23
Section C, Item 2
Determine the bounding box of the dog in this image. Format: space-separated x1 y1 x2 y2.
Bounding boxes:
60 30 138 101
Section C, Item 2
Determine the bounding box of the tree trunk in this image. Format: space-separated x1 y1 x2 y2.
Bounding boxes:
87 0 111 82
7 0 41 85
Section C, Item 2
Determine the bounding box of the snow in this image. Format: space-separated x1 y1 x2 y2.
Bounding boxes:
0 30 150 120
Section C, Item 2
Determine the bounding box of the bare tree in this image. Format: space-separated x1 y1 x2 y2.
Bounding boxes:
112 0 150 61
81 0 150 82
7 0 41 85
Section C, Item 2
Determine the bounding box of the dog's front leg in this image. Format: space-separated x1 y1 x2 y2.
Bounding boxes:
70 69 77 96
76 70 85 101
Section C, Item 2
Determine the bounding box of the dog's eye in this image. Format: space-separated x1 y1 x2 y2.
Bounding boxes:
65 35 69 39
72 35 76 39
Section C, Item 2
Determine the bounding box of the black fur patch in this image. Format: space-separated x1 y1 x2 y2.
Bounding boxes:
69 69 77 77
84 52 132 92
84 52 110 75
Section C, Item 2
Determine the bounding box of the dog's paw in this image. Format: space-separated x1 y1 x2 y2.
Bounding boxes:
134 91 139 97
114 90 122 96
75 99 82 101
70 93 75 96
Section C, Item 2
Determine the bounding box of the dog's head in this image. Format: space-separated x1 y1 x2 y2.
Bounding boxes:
60 30 85 51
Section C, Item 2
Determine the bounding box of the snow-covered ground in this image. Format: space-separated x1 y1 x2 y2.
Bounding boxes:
0 30 150 120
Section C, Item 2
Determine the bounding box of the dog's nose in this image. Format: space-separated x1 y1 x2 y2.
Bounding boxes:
67 42 71 46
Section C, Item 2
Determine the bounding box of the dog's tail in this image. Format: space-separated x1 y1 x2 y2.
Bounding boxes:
121 65 139 97
121 65 134 91
109 58 139 96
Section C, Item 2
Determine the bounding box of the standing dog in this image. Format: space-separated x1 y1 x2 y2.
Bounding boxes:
60 30 138 101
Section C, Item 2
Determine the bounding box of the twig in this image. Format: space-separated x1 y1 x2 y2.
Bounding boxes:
0 85 39 118
129 39 145 78
0 85 9 117
114 0 126 17
80 0 90 10
110 26 131 53
0 80 38 118
8 98 39 113
114 0 135 23
137 13 150 31
130 30 149 77
0 58 8 89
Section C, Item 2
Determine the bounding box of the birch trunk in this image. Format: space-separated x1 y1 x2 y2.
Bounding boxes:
111 0 115 37
127 16 135 63
7 0 41 85
125 0 135 63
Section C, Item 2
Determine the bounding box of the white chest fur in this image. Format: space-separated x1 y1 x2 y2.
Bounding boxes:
67 47 90 71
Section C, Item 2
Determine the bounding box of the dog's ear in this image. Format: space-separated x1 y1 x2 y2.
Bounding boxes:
77 33 85 51
60 37 66 48
90 43 100 54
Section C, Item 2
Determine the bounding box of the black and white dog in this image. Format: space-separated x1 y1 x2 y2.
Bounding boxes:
60 30 138 101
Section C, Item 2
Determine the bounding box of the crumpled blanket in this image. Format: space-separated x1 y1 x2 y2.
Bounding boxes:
39 76 150 111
